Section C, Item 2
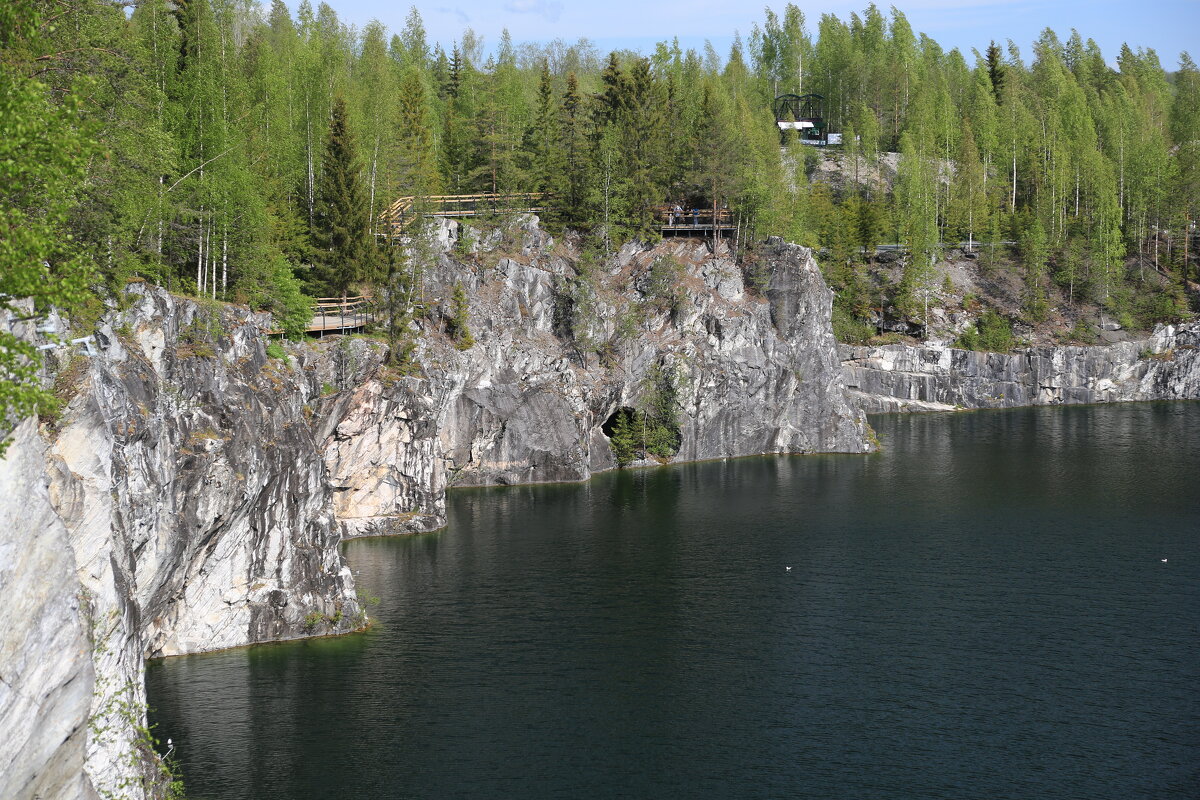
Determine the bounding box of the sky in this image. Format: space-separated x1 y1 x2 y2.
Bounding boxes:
292 0 1200 70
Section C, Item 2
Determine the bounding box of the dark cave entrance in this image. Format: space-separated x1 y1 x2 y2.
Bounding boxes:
601 407 637 438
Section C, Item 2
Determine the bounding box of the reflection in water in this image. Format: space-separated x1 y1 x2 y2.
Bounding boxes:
148 403 1200 799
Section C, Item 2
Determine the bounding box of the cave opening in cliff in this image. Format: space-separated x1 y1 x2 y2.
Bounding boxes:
601 407 637 438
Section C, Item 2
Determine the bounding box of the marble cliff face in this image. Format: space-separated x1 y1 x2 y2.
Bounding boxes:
841 324 1200 413
319 219 873 538
3 288 364 799
1 217 873 798
5 214 1199 798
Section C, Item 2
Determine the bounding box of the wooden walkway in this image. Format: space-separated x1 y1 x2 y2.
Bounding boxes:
307 296 374 334
380 193 547 236
379 193 737 238
658 207 736 236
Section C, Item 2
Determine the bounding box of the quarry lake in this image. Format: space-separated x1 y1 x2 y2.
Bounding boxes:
146 403 1200 799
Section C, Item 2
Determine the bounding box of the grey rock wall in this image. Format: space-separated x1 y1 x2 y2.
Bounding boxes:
841 323 1200 413
2 286 363 798
1 217 872 793
320 219 874 536
0 420 98 800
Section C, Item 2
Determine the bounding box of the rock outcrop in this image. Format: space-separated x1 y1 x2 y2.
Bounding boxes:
2 288 363 799
0 419 98 800
318 220 874 536
841 323 1200 413
1 217 873 797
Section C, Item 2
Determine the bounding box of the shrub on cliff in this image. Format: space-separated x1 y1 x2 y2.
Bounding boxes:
956 309 1014 352
641 363 682 459
448 281 475 350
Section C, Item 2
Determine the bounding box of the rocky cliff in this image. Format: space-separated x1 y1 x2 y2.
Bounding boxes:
1 218 873 798
2 289 363 799
841 323 1200 413
317 219 874 536
1 419 98 800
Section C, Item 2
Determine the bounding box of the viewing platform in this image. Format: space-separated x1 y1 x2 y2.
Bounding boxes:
658 207 736 237
306 296 374 335
380 192 736 238
380 193 547 236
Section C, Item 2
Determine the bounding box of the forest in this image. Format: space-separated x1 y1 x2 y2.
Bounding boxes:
2 0 1199 358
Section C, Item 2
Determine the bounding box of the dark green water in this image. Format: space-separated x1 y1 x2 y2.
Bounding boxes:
147 403 1200 799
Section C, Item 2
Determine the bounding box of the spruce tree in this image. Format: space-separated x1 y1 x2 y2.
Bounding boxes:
609 409 637 466
448 281 475 349
395 65 442 199
986 41 1006 104
311 96 373 297
532 61 559 195
557 72 589 227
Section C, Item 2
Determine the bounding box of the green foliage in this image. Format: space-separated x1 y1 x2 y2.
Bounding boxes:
1135 286 1190 329
643 256 685 320
266 258 313 339
741 258 772 296
0 0 96 455
832 306 875 344
639 362 682 459
609 408 638 466
176 304 225 360
1020 215 1050 322
606 363 682 466
447 281 475 350
553 266 598 351
1060 318 1099 344
265 341 288 360
2 0 1198 412
956 309 1015 352
311 97 375 297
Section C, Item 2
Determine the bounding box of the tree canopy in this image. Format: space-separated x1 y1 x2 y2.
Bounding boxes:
1 1 1198 443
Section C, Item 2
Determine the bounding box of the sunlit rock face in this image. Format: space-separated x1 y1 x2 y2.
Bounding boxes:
0 419 98 800
841 324 1200 413
319 218 874 537
2 286 362 798
1 215 871 795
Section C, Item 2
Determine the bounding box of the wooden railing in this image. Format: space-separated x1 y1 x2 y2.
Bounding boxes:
308 295 374 333
381 192 547 234
657 206 735 231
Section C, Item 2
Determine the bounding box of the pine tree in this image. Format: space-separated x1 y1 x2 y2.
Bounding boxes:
311 96 373 297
